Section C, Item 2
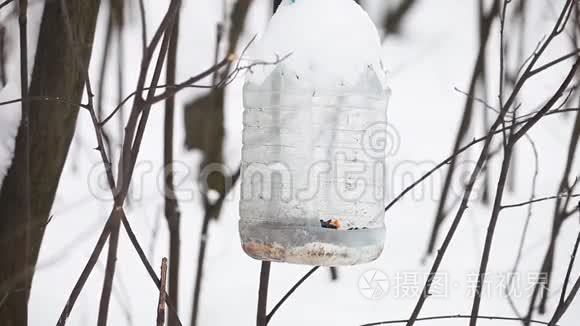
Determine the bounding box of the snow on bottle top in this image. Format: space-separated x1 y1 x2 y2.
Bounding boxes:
246 0 387 89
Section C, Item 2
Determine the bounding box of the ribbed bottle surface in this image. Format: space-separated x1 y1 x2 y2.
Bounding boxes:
239 66 389 266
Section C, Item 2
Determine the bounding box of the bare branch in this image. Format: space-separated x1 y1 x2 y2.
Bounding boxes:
529 49 580 76
157 258 168 326
426 0 500 256
470 56 579 326
503 193 580 209
257 262 271 326
362 314 556 326
505 134 539 319
99 56 231 126
558 231 580 309
266 267 319 324
548 207 580 325
385 107 580 213
0 0 14 11
407 1 578 323
56 1 183 325
0 96 89 108
164 7 181 326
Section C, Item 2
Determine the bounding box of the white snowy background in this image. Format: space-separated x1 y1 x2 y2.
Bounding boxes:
0 0 579 325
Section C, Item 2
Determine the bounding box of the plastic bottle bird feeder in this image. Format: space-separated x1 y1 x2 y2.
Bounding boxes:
239 0 390 266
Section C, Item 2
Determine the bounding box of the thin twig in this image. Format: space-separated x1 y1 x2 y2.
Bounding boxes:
96 6 115 160
505 134 538 319
548 217 580 325
384 108 580 213
266 266 319 324
0 0 14 11
157 258 168 326
502 193 580 209
0 25 6 88
363 314 556 326
548 274 580 325
558 231 580 308
57 218 113 325
0 96 89 108
525 85 580 324
469 123 515 326
99 35 287 127
120 212 182 326
100 56 231 126
529 49 580 76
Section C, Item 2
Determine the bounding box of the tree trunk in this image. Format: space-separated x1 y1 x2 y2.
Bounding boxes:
0 1 100 325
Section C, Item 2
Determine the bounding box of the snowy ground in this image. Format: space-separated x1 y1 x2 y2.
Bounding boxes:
0 0 579 325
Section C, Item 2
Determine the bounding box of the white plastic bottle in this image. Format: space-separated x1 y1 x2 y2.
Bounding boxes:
239 0 390 266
